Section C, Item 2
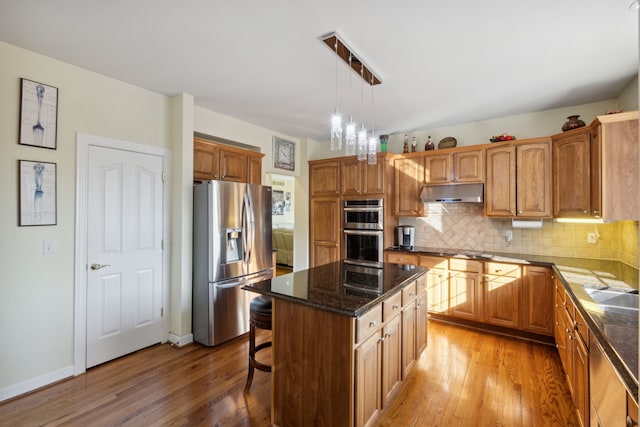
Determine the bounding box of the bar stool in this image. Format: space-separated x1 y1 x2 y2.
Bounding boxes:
244 295 272 392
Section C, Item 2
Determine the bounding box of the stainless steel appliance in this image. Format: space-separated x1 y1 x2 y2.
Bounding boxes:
397 225 415 248
193 180 273 346
343 199 384 268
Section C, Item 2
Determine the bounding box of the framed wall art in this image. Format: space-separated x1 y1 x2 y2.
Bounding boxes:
19 78 58 150
273 137 295 171
18 160 57 226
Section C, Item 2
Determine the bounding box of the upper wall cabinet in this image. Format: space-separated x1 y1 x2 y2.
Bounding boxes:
423 148 484 184
485 138 552 218
310 159 341 197
193 138 264 184
553 111 639 220
341 155 386 196
394 156 424 216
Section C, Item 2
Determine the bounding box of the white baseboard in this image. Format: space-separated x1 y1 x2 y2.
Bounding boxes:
0 365 74 402
168 332 193 347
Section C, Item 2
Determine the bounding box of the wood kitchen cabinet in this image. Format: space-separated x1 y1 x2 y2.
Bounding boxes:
555 280 589 427
424 153 450 183
193 138 263 184
381 311 402 407
421 255 449 314
521 266 554 336
341 155 386 196
485 138 552 218
552 127 593 218
310 197 341 266
449 259 483 322
355 325 382 427
423 148 484 184
400 282 417 379
393 156 424 216
483 262 521 329
310 159 341 197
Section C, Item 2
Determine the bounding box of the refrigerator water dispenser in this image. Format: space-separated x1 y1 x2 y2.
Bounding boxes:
223 228 243 263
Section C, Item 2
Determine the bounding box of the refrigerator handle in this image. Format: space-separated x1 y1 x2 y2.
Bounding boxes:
243 192 253 265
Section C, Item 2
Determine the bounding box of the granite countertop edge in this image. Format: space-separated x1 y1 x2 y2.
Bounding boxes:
385 245 639 399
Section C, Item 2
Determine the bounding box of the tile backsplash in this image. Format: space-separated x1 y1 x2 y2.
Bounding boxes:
399 203 639 268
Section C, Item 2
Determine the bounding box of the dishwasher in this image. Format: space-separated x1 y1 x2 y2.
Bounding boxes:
589 341 627 426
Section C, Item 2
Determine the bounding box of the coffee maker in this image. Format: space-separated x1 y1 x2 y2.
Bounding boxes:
396 225 415 248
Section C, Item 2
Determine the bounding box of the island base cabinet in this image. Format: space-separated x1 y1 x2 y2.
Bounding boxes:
355 332 381 427
272 300 354 427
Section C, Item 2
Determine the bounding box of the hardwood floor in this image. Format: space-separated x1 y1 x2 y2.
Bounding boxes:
0 321 577 427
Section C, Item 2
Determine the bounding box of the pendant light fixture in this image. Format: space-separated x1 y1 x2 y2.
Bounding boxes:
330 38 342 151
321 32 382 158
367 75 378 165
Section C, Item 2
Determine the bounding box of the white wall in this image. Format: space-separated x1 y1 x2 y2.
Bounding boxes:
308 98 628 159
0 41 174 397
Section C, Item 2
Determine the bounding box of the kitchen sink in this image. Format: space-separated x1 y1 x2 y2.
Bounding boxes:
583 288 638 314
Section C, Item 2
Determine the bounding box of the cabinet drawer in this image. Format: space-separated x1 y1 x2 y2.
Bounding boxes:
387 252 419 265
402 282 417 305
484 262 521 278
574 307 588 346
383 291 403 321
415 275 428 294
419 255 448 269
449 258 482 273
356 304 382 343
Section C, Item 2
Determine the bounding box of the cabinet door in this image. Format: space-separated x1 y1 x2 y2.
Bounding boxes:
449 271 482 321
426 268 448 313
590 126 602 218
341 157 362 196
363 159 385 194
355 331 381 427
483 274 520 329
247 155 262 184
521 266 554 336
194 140 219 180
394 157 424 216
424 154 450 183
415 291 428 356
401 303 417 379
516 142 552 217
381 314 402 407
453 150 483 182
310 160 341 197
573 335 589 427
485 145 516 217
553 129 591 217
219 149 248 182
310 197 340 267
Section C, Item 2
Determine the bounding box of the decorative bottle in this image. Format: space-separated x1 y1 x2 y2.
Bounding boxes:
425 135 434 151
402 134 409 153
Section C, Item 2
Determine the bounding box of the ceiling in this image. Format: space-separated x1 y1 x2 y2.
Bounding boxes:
0 1 637 142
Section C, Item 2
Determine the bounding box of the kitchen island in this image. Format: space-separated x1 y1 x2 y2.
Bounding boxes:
244 261 428 427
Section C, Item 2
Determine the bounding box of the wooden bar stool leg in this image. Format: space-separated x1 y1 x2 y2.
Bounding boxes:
244 323 256 393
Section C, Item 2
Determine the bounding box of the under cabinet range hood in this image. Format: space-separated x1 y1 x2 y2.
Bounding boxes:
419 183 484 203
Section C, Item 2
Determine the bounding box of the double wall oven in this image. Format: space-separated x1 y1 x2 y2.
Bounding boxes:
342 199 384 268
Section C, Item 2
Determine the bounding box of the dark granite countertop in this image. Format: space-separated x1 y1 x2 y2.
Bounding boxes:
243 261 427 318
386 246 639 398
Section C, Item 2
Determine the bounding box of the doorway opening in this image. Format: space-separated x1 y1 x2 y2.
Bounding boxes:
267 174 294 274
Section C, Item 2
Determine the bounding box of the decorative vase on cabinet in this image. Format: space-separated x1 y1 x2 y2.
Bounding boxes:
562 115 586 132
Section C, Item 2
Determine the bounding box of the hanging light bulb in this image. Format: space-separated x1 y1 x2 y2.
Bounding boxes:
331 111 343 151
345 119 357 156
368 133 378 165
357 126 368 161
330 37 342 151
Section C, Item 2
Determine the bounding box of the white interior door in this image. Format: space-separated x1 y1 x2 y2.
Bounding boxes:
86 145 164 368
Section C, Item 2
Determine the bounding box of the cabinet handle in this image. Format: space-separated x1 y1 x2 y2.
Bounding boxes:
593 210 600 216
409 292 415 297
369 321 377 328
393 304 399 310
626 415 638 427
518 210 523 214
495 269 502 273
582 210 588 214
380 336 385 343
385 332 392 338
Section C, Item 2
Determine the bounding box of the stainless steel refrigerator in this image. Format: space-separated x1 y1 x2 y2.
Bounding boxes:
193 180 273 346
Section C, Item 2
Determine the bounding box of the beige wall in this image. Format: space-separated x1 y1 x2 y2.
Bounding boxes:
0 41 174 395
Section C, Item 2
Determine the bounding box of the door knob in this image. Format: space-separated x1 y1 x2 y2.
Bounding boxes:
91 263 110 271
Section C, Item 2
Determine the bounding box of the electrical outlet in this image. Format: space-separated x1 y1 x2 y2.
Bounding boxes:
43 240 56 255
504 230 513 242
587 233 598 244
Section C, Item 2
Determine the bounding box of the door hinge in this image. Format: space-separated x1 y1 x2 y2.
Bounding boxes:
162 171 166 182
161 307 164 317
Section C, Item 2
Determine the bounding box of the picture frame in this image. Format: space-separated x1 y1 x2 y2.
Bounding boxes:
18 160 57 226
19 78 58 150
273 137 295 171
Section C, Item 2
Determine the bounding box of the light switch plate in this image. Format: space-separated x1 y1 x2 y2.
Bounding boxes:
587 233 598 244
43 240 55 255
